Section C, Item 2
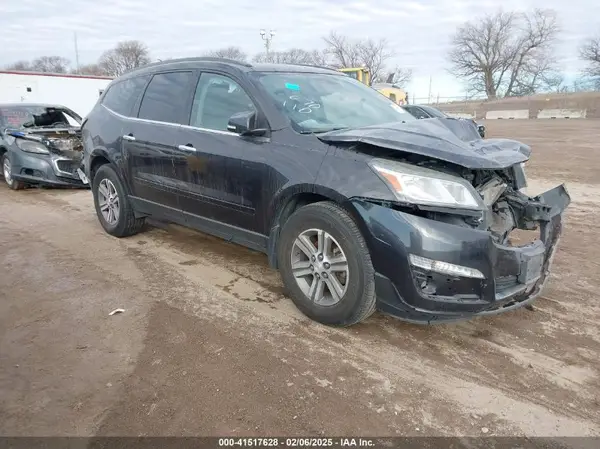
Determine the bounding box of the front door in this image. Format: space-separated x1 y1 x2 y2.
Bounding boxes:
172 72 266 237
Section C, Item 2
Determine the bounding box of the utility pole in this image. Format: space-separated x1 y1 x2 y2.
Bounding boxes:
260 29 275 60
74 32 80 74
427 76 432 104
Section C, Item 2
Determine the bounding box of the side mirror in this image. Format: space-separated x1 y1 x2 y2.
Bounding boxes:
227 111 267 137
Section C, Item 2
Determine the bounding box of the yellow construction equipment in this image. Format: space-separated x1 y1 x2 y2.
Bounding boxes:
338 67 370 86
339 68 407 105
372 83 408 105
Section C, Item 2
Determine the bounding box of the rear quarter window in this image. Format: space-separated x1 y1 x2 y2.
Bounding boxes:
102 75 150 116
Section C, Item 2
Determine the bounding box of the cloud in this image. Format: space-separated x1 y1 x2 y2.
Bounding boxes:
0 0 596 98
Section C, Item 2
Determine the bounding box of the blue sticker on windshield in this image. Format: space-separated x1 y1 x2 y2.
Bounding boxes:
285 83 300 91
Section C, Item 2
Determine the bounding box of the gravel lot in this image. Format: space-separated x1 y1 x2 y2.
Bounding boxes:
1 120 599 437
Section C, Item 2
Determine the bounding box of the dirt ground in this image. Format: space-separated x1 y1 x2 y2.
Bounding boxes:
0 120 599 438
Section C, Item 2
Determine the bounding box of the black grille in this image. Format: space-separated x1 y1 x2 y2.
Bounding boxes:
56 160 76 173
495 275 518 291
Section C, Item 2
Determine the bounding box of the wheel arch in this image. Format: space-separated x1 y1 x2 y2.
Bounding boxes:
266 184 369 269
88 147 132 196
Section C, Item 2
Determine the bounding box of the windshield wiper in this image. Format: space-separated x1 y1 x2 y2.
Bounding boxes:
300 126 349 134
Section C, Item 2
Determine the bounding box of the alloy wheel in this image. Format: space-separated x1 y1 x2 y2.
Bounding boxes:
290 228 349 306
97 178 120 225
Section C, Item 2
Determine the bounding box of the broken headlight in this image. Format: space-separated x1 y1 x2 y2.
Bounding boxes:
369 158 483 210
15 139 50 155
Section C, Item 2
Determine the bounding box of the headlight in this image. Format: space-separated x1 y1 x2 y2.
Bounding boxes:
16 139 50 154
369 158 482 209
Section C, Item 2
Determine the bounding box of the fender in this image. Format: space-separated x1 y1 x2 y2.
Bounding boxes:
265 183 361 268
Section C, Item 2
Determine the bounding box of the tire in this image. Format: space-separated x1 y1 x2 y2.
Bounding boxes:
2 153 26 190
92 164 144 237
277 201 376 326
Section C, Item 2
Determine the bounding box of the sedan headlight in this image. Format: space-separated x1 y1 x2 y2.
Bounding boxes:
16 139 50 154
369 158 482 209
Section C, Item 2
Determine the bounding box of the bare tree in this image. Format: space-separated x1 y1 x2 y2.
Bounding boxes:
99 40 151 77
75 64 109 76
323 31 403 83
5 60 32 71
29 56 70 73
206 46 248 62
449 9 559 99
322 32 362 68
580 34 600 89
378 66 413 86
538 71 567 93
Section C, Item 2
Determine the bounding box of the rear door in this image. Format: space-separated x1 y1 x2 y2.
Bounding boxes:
124 70 197 217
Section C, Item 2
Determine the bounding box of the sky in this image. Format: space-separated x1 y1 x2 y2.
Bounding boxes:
0 0 596 100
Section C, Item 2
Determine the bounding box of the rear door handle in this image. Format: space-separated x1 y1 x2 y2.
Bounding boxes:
123 134 135 141
178 144 196 152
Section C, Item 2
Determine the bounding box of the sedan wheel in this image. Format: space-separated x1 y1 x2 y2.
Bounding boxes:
2 154 25 190
3 156 12 185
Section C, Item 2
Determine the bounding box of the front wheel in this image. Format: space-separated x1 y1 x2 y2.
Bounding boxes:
277 201 376 326
92 164 145 237
2 153 26 190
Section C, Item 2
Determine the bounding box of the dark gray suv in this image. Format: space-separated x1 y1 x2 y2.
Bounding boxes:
79 57 570 327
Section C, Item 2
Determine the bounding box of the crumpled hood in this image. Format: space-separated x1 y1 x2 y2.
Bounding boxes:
317 118 531 170
6 126 80 137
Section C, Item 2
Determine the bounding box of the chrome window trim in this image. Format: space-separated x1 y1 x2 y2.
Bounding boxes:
101 103 239 137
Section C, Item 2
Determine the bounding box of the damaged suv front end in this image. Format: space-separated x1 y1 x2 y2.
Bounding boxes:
319 120 570 323
0 104 87 190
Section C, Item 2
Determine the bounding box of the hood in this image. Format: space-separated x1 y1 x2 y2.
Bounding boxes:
8 126 80 135
318 118 530 170
5 127 83 156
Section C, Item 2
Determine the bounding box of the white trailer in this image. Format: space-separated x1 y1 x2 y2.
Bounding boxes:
0 71 113 118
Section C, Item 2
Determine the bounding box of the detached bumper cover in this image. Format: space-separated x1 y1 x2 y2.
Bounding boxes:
353 184 570 323
10 149 87 188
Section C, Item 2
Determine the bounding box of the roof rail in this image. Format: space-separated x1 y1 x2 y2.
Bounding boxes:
288 63 338 72
192 57 253 67
144 56 252 68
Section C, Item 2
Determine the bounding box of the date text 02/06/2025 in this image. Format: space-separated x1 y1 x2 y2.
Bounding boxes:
217 438 375 447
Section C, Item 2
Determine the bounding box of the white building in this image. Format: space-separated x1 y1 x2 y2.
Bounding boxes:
0 71 113 118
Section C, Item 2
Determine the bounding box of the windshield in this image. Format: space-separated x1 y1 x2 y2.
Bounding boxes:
254 72 415 133
0 105 81 129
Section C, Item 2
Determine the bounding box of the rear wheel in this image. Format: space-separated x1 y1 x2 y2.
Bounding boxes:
2 153 26 190
92 164 145 237
277 201 376 326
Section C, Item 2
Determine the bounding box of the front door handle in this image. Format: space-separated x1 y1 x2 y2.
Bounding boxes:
123 134 135 141
178 144 196 152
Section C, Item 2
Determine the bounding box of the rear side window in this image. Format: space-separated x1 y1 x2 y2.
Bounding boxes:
138 71 195 124
102 76 149 116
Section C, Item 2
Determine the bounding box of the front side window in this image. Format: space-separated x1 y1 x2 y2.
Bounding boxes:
102 76 149 116
254 72 414 133
190 73 255 131
138 71 195 125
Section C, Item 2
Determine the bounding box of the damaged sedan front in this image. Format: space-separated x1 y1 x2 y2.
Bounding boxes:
0 103 88 190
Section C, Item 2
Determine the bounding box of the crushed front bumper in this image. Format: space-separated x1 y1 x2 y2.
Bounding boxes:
352 184 571 324
9 148 88 188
